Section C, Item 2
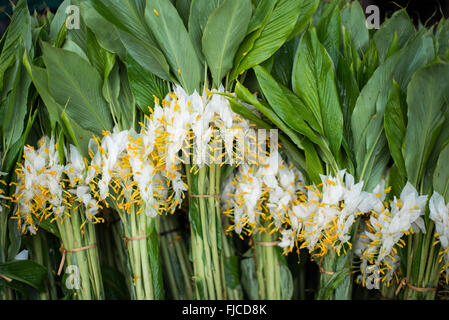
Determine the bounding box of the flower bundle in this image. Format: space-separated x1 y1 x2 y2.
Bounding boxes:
222 151 303 299
2 0 449 302
13 137 105 300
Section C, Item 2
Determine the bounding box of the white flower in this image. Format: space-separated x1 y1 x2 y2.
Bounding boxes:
429 192 449 271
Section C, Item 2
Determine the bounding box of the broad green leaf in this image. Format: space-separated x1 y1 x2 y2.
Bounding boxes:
42 43 113 135
0 0 31 93
86 27 109 76
254 65 318 144
384 80 407 176
302 138 323 185
224 256 241 290
246 0 277 35
62 39 89 62
286 0 319 41
341 1 369 52
433 143 449 202
90 0 169 76
90 0 152 43
335 51 359 146
316 0 340 65
145 0 202 94
188 0 223 62
374 10 415 62
118 30 171 80
49 0 71 40
2 60 31 150
280 260 294 300
436 19 449 57
235 82 304 151
101 266 129 300
386 164 407 198
2 109 37 174
351 32 434 187
202 0 252 88
228 98 271 130
404 61 449 187
231 0 302 79
422 111 449 194
292 28 343 157
80 1 126 58
240 254 259 299
271 38 297 87
127 54 168 113
147 218 165 299
0 260 47 291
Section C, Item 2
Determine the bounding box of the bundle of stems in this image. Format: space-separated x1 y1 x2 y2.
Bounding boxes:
13 136 105 299
29 232 58 300
159 214 193 300
186 164 227 299
111 204 164 300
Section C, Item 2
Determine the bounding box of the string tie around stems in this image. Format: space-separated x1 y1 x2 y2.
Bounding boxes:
255 241 280 247
394 278 437 296
122 235 149 249
317 256 354 276
189 194 220 201
318 256 335 275
57 243 97 276
0 274 12 282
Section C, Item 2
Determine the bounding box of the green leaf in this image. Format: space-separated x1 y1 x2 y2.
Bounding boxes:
384 80 407 176
351 32 434 188
240 254 259 299
436 19 449 57
128 55 168 113
101 266 129 300
254 65 318 143
90 0 169 77
433 143 449 202
316 0 340 65
2 59 31 150
202 0 252 88
302 138 323 185
80 1 126 58
374 10 415 62
147 218 165 299
246 0 277 35
279 260 294 300
224 255 241 290
271 38 297 87
292 28 343 157
23 52 92 156
188 0 223 62
41 42 113 135
335 51 359 145
386 164 407 198
341 1 369 52
286 0 319 41
118 30 171 80
0 260 47 291
404 61 449 187
0 0 31 93
231 0 302 79
145 0 202 94
235 82 304 151
49 0 71 40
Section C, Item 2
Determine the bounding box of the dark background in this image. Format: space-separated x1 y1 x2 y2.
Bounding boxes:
0 0 449 36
